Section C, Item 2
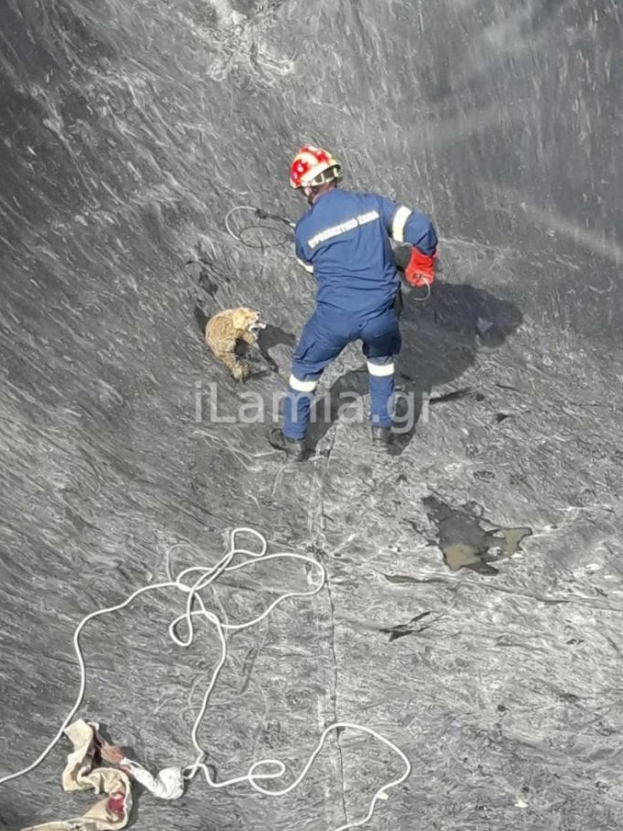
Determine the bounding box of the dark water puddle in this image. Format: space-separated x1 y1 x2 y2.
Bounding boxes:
422 496 532 575
380 611 433 642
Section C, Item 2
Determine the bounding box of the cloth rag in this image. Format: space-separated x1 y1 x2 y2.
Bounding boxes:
23 720 132 831
120 759 184 800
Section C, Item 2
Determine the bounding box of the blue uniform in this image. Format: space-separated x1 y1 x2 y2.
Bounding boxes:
283 187 437 441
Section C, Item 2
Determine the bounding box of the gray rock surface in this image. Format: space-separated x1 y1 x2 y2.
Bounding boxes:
1 1 623 829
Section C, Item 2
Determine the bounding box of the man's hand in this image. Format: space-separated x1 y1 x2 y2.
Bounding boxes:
404 247 436 288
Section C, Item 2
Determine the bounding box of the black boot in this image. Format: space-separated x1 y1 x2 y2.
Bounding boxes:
268 428 306 461
371 425 393 448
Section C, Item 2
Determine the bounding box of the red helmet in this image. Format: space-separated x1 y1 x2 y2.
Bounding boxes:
289 145 341 189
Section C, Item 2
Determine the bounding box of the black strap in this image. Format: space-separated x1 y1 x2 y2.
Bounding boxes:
254 208 294 227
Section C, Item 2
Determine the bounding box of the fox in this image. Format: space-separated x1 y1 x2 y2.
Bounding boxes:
195 306 277 380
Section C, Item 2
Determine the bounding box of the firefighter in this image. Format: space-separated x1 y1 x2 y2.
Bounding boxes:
269 146 438 460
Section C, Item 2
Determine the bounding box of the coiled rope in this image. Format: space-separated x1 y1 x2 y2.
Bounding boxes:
225 205 295 249
0 528 410 831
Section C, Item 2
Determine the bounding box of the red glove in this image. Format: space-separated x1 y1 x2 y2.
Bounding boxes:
404 246 436 288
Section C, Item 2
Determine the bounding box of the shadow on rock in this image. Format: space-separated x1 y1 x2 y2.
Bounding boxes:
245 324 296 377
306 367 369 451
257 323 296 352
306 279 523 455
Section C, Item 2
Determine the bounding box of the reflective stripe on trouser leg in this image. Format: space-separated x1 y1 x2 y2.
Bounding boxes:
283 375 318 440
367 359 395 427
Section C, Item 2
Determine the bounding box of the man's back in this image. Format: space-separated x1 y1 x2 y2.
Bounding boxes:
295 188 400 318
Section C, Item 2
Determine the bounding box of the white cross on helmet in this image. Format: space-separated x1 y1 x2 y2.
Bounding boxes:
289 146 342 189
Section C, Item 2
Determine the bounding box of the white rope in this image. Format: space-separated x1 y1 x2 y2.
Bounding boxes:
0 527 411 831
225 204 261 242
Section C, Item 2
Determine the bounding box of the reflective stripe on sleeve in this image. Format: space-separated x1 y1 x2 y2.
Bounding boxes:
390 205 412 242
